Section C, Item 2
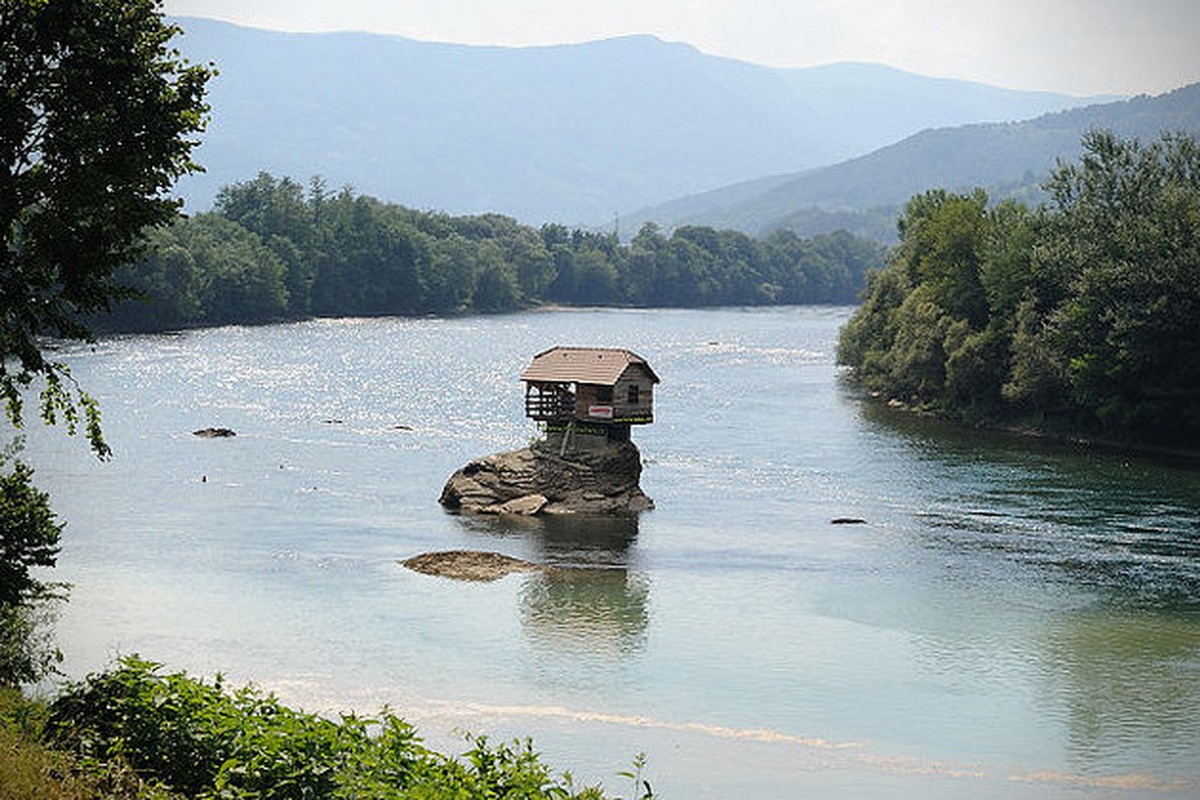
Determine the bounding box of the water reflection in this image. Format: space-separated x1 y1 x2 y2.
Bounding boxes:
857 399 1200 607
452 514 650 659
1040 609 1200 773
856 395 1200 778
520 568 650 658
855 393 1200 472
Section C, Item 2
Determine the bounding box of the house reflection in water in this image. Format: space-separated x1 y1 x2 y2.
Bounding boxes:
520 568 649 659
521 515 649 658
454 513 650 658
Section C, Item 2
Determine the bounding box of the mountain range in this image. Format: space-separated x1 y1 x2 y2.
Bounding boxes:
626 82 1200 242
170 17 1115 227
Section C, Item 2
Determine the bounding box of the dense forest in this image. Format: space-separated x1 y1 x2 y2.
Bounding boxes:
102 174 884 332
837 130 1200 450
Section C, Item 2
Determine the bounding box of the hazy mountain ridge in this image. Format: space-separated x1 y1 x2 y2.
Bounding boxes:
171 17 1110 225
629 83 1200 241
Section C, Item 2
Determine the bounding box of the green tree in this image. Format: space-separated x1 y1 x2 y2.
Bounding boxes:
1 0 212 456
840 130 1200 446
117 173 883 324
215 172 317 315
665 231 717 306
114 213 289 329
423 234 479 313
106 222 204 331
178 213 289 325
903 189 990 327
0 0 211 684
809 230 886 303
838 189 1007 411
623 222 668 305
503 228 555 301
762 229 814 303
1040 130 1200 441
572 247 622 305
0 457 59 613
835 266 908 375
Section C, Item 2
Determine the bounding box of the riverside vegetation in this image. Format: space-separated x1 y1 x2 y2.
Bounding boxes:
0 656 648 799
837 130 1200 452
101 173 885 332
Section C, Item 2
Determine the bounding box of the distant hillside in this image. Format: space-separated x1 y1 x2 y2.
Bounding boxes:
628 83 1200 242
170 17 1108 225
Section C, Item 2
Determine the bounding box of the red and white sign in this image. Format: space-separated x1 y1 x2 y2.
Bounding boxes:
588 405 614 419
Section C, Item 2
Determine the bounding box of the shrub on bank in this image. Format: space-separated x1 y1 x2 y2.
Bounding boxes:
3 655 623 799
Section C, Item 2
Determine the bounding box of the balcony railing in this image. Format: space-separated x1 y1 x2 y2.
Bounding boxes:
524 386 575 420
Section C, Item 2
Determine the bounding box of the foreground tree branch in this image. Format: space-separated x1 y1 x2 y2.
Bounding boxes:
1 0 213 457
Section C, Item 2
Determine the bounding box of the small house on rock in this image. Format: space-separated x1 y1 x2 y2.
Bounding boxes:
437 347 658 515
521 346 659 448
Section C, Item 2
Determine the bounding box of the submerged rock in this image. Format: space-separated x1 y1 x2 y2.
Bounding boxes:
402 550 545 582
440 439 653 516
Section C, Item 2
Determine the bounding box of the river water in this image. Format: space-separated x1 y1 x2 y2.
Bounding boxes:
21 307 1200 799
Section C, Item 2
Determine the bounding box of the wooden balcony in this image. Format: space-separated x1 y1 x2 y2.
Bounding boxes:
524 383 575 421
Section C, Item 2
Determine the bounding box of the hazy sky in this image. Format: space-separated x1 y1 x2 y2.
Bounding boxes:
161 0 1199 97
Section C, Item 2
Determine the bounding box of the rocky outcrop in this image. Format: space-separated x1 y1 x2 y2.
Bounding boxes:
439 440 653 516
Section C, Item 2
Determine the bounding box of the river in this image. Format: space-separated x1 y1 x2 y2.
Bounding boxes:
21 306 1200 799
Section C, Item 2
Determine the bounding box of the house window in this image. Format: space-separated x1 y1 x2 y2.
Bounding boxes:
627 385 640 405
597 386 613 403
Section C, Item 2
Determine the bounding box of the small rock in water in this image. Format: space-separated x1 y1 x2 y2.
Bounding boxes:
831 517 867 525
193 427 236 438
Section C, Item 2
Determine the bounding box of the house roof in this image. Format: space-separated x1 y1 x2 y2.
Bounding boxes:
520 347 660 386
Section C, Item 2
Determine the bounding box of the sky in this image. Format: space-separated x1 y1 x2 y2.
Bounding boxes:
160 0 1200 97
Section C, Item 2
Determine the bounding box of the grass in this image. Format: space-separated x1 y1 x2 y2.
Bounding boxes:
0 686 177 800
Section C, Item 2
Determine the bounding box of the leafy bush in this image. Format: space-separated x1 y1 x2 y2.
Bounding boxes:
47 656 611 799
0 451 67 687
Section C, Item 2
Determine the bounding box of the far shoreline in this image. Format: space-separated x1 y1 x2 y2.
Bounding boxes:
854 387 1200 468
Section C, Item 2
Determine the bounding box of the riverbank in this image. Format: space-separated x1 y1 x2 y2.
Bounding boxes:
858 386 1200 468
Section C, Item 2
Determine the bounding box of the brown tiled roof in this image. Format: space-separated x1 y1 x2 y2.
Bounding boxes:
520 347 660 386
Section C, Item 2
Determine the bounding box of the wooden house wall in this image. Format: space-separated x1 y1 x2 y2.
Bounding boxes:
612 371 654 422
572 365 655 423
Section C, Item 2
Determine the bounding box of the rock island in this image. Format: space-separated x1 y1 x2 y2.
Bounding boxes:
439 346 659 515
